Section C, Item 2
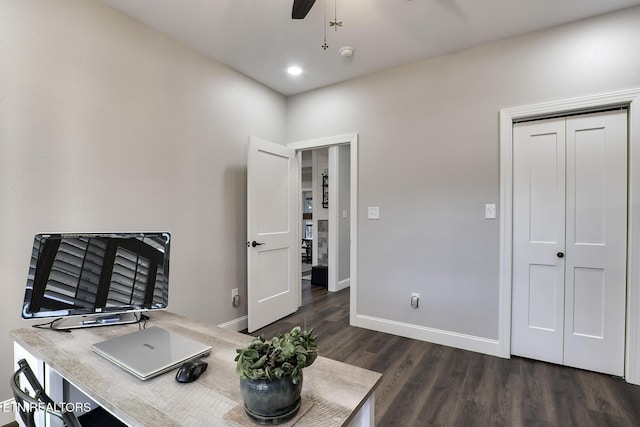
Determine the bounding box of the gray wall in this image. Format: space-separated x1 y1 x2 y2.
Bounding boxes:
0 0 286 411
286 7 640 340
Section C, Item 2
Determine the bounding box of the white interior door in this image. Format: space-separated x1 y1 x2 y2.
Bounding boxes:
512 110 627 376
563 111 627 375
247 136 299 333
512 118 566 365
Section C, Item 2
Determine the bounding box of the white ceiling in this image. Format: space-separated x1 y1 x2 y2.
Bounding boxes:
98 0 640 96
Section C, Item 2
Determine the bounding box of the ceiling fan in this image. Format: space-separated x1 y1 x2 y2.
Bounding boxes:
292 0 317 19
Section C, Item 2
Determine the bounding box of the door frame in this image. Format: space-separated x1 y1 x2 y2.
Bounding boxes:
498 88 640 385
288 133 358 322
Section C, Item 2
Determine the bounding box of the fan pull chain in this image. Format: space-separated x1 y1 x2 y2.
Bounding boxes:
329 0 342 31
321 0 329 50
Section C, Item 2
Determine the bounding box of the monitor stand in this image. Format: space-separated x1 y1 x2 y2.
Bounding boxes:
46 312 140 330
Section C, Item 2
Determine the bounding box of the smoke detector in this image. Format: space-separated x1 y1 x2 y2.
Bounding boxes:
339 46 354 58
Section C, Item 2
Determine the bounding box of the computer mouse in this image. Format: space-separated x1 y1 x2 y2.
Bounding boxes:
175 359 208 383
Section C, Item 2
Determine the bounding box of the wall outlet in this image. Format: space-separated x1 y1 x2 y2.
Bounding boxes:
232 288 239 307
411 293 420 309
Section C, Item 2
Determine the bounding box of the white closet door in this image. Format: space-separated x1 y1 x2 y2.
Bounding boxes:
512 110 627 376
512 118 566 365
563 110 627 376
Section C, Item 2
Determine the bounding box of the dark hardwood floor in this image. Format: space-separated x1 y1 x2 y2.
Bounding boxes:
245 281 640 426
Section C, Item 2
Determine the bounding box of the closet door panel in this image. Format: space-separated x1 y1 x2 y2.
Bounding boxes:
511 118 566 364
563 110 627 376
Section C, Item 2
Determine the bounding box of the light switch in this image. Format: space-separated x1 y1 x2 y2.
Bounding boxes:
485 204 496 219
342 210 349 219
368 207 380 220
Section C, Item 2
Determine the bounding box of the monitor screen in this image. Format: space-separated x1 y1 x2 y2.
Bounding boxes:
22 232 170 319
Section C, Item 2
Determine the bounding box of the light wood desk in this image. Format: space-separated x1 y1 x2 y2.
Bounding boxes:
11 311 381 426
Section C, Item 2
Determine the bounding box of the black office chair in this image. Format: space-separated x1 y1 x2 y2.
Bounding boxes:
11 358 125 427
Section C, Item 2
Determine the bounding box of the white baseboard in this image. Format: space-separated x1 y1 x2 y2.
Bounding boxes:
217 316 248 332
352 314 502 357
334 278 350 292
0 398 16 425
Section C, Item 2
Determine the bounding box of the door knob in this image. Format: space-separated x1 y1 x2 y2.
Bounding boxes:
557 252 564 258
251 241 265 247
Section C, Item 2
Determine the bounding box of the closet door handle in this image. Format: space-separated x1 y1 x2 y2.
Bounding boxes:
557 252 564 258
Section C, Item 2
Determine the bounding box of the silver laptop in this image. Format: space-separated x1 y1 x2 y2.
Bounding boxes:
91 326 211 380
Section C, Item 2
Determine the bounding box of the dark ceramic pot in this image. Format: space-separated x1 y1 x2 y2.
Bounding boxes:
240 372 303 425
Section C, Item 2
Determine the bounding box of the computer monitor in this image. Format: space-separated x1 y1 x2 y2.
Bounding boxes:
21 232 170 328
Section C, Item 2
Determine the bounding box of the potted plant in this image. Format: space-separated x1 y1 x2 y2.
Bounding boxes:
235 326 318 424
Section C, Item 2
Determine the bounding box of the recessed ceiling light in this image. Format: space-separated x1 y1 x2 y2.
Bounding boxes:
287 66 303 76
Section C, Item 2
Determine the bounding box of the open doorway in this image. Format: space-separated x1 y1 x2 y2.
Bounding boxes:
246 134 357 332
289 134 357 317
299 147 350 292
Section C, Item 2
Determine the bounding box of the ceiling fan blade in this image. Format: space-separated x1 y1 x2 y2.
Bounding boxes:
292 0 316 19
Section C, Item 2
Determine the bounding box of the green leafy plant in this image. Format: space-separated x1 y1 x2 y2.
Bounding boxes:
235 326 318 384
